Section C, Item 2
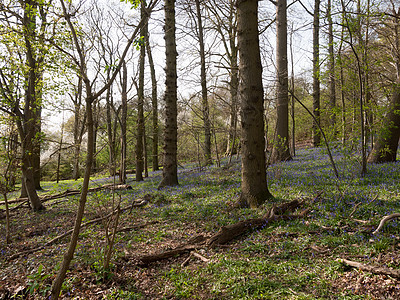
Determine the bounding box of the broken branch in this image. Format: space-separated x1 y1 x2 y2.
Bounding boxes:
337 258 400 278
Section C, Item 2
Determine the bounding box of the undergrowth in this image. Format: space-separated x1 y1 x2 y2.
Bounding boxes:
1 147 400 299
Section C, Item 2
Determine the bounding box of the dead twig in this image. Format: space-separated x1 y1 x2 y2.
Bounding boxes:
192 251 210 263
372 213 400 235
337 258 400 278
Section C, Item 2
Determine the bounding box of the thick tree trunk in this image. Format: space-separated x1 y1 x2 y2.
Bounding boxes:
271 0 292 162
195 0 212 165
368 82 400 163
158 0 178 188
236 0 272 208
19 0 44 210
312 0 321 146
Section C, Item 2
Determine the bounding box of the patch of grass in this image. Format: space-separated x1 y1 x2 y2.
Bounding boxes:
2 148 400 299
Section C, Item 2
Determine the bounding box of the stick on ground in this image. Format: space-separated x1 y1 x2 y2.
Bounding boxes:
337 258 400 278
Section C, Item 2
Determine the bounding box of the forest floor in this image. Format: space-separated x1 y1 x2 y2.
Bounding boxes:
1 146 400 299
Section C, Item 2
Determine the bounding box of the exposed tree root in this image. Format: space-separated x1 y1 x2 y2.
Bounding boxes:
373 213 400 235
337 258 400 278
137 199 310 266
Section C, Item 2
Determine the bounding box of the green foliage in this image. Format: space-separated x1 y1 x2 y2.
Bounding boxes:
26 264 52 296
120 0 141 9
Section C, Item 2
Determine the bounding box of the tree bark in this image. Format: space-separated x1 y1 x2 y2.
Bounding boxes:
271 0 292 162
145 21 159 171
18 0 44 210
367 6 400 163
368 81 400 163
235 0 272 208
136 2 146 182
120 61 128 183
158 0 179 188
312 0 321 146
327 0 336 131
72 77 85 180
195 0 212 165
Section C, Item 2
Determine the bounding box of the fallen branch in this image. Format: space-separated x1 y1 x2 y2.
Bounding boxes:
192 251 210 263
138 235 207 266
206 209 309 247
136 199 310 265
0 184 133 207
372 213 400 235
8 203 142 260
337 258 400 278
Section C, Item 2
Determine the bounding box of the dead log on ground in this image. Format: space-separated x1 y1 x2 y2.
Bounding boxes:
337 258 400 278
137 199 310 265
138 235 207 266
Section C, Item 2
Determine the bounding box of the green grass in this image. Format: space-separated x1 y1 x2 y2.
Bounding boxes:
1 147 400 299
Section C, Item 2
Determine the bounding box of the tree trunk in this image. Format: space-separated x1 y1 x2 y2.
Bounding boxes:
158 0 179 188
106 70 117 176
312 0 321 146
368 81 400 163
51 88 94 299
92 100 99 174
120 62 128 184
327 0 336 131
145 21 159 171
18 0 44 210
236 0 272 208
136 2 146 182
72 77 84 180
271 0 292 162
195 0 212 165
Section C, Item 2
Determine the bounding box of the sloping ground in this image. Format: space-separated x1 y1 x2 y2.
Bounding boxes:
1 147 400 299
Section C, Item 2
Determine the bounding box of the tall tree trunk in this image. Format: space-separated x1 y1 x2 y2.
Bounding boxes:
145 23 159 171
106 70 117 176
312 0 321 146
367 82 400 163
72 77 84 180
120 61 128 183
327 0 336 132
158 0 178 188
368 7 400 163
271 0 292 162
19 0 44 210
51 86 94 299
136 2 146 182
225 1 239 157
289 24 296 156
195 0 212 165
236 0 272 208
92 100 99 174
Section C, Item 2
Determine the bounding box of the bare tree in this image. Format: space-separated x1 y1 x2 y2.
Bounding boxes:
50 0 158 297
